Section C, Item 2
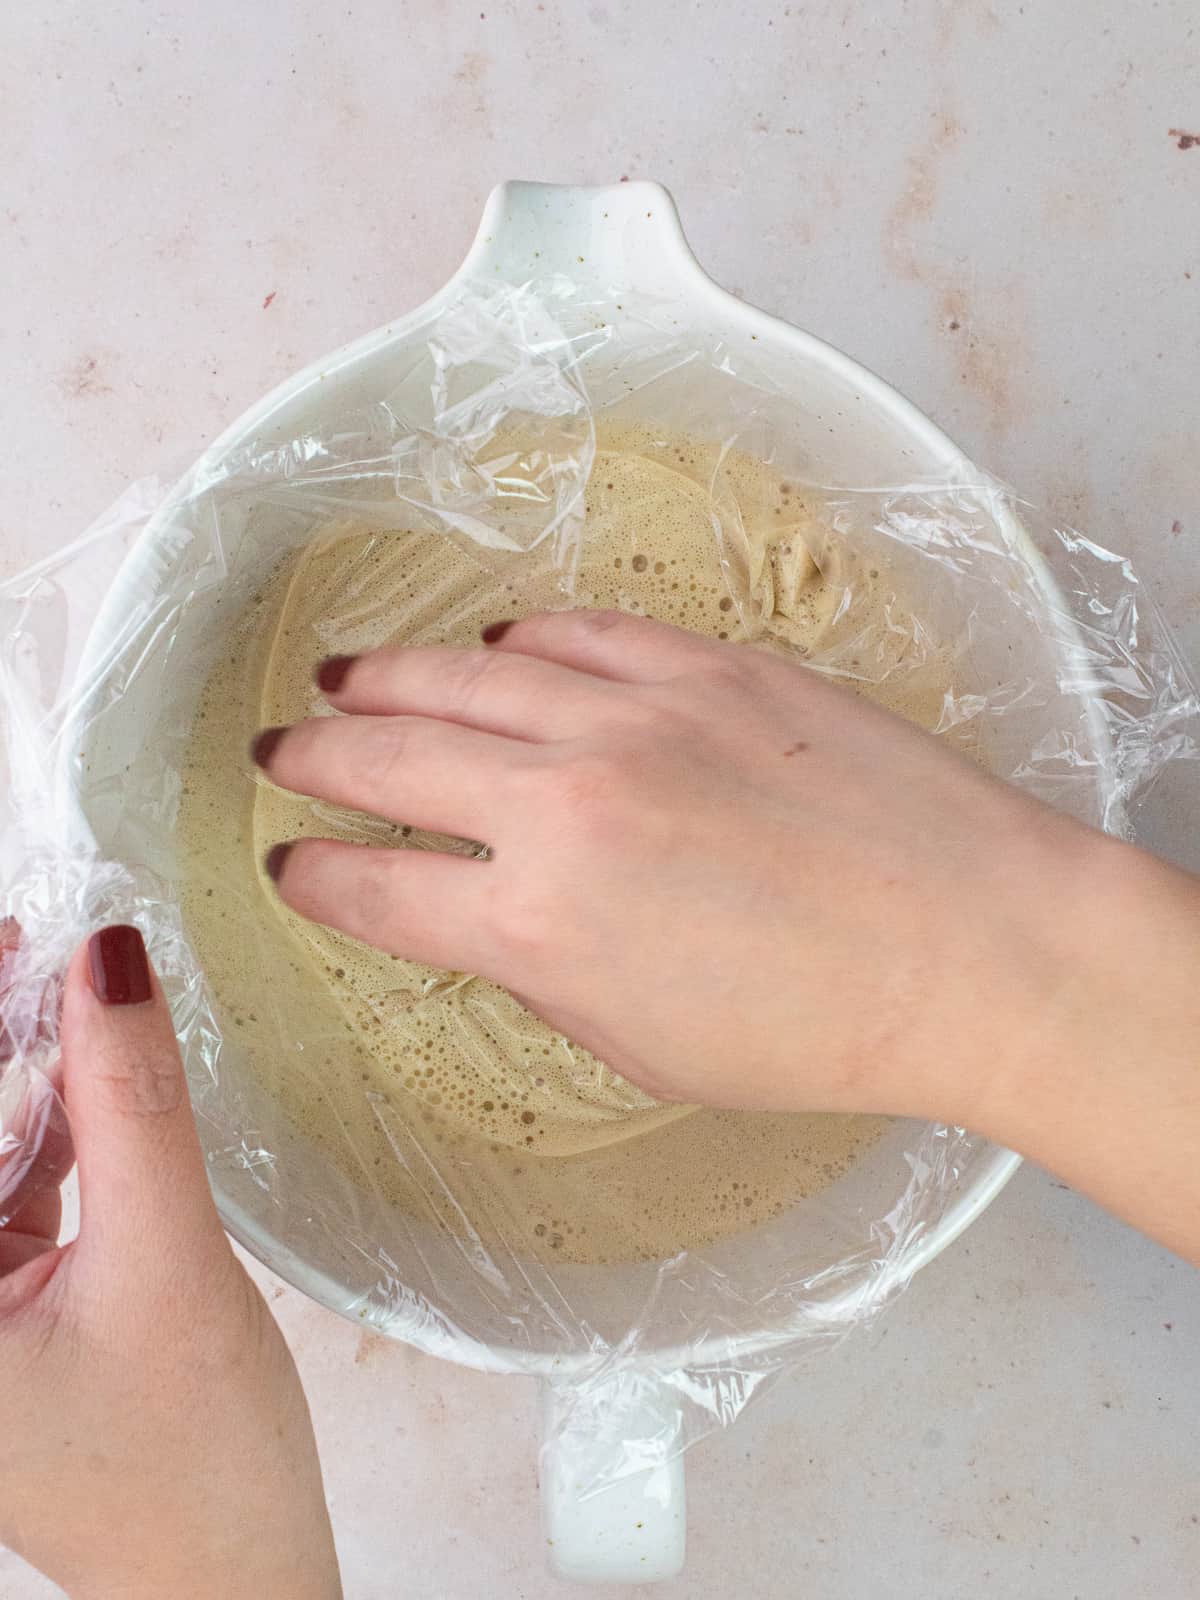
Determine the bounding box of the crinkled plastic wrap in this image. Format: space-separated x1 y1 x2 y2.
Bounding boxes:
2 280 1198 1502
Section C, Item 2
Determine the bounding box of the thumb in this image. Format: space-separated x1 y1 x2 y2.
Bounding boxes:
60 926 227 1267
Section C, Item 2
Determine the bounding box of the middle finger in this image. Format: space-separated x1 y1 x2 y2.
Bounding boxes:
317 641 627 741
253 715 527 841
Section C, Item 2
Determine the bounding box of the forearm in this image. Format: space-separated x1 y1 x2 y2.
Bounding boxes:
83 1544 343 1600
969 838 1200 1265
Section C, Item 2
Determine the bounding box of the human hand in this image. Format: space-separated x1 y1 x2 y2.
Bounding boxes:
254 609 1106 1129
0 926 341 1600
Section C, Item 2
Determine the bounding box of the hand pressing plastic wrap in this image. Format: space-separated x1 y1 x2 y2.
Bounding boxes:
2 272 1198 1578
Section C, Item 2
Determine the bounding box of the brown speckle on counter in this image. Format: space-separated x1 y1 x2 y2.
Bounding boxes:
353 1330 391 1367
58 353 113 399
1169 128 1199 150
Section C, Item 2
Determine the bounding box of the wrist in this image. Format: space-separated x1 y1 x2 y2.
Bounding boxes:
964 828 1200 1158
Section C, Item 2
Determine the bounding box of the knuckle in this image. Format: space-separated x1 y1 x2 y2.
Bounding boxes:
575 608 623 635
699 646 755 695
482 869 564 960
348 852 399 933
542 748 628 825
371 717 416 781
618 690 671 733
439 647 500 712
90 1034 184 1120
361 717 435 801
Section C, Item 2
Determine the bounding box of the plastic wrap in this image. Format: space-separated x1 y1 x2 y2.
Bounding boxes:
2 276 1198 1515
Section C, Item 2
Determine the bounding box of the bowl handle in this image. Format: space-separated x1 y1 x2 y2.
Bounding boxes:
451 179 714 301
539 1372 686 1583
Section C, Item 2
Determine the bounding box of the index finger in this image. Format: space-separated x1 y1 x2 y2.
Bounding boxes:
318 643 624 742
254 714 529 842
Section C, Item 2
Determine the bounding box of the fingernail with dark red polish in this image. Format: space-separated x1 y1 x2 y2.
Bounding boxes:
481 620 515 645
251 727 286 768
264 842 294 883
88 925 153 1007
316 655 356 693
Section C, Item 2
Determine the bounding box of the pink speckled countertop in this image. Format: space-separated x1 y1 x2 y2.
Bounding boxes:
2 3 1198 1596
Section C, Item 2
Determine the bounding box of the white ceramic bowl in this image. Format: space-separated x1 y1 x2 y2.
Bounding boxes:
71 182 1113 1584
